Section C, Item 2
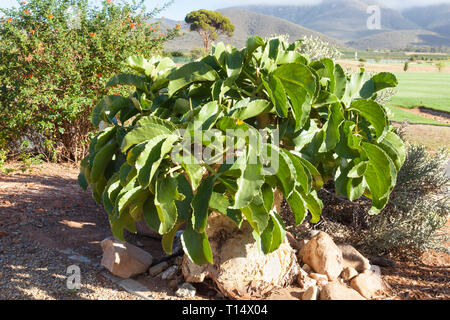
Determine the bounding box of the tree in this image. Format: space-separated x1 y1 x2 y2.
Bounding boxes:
185 9 234 52
404 62 409 72
0 0 178 162
435 61 445 72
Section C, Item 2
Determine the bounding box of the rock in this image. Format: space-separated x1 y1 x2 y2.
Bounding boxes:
100 237 153 279
302 263 312 273
176 282 196 298
341 267 359 281
149 261 169 276
161 265 179 280
302 286 320 300
337 244 370 272
309 273 328 286
181 213 299 300
297 268 317 289
320 282 366 300
369 255 397 267
309 230 320 238
350 272 386 299
367 265 382 276
296 240 309 260
286 232 302 251
299 232 343 281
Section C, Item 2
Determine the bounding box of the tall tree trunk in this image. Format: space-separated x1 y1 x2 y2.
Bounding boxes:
199 29 210 52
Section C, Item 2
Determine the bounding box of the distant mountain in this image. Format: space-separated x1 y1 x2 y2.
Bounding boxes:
163 8 343 53
347 29 450 50
403 4 450 38
230 0 420 42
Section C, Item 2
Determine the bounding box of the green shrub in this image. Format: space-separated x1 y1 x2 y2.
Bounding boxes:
364 145 449 257
0 0 178 162
79 36 404 265
189 47 208 60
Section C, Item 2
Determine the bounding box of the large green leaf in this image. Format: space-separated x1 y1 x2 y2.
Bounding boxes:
241 201 270 235
266 75 288 117
137 135 179 189
121 124 170 152
299 189 323 224
92 95 134 127
286 187 307 225
167 61 219 96
191 176 216 233
362 142 397 214
154 176 180 234
233 145 265 209
161 222 183 255
377 131 406 171
106 73 147 92
90 141 118 183
349 99 388 139
319 102 345 152
181 222 213 265
229 99 271 121
142 195 161 232
258 210 286 254
272 63 317 98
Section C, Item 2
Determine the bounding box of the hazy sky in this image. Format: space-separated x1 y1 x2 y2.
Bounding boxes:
1 0 450 20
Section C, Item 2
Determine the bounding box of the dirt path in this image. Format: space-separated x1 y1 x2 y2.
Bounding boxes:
0 163 196 300
0 162 449 300
401 107 450 125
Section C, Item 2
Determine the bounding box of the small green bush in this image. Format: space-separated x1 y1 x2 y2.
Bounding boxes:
0 0 178 162
364 145 449 257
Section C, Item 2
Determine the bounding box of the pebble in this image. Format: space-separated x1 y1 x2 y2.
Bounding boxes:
176 282 196 298
148 261 169 276
161 265 179 280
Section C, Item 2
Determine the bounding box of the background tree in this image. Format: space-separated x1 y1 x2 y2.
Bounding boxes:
185 9 234 52
0 0 178 162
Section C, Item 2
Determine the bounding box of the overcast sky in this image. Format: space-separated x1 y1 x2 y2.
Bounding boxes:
1 0 450 20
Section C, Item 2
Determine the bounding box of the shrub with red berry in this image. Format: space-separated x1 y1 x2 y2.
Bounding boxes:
0 0 178 162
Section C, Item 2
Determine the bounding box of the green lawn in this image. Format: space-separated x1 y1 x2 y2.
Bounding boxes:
388 106 450 126
388 72 450 113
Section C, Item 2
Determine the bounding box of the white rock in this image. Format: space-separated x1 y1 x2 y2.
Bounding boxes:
320 282 366 300
101 237 153 279
181 213 299 299
161 265 179 280
297 268 317 289
176 282 196 298
350 272 386 299
299 232 343 281
368 265 382 276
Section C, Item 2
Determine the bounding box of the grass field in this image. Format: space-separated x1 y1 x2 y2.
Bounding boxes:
388 73 450 113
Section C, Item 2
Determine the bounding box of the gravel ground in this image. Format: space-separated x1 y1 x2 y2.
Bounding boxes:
0 234 141 300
